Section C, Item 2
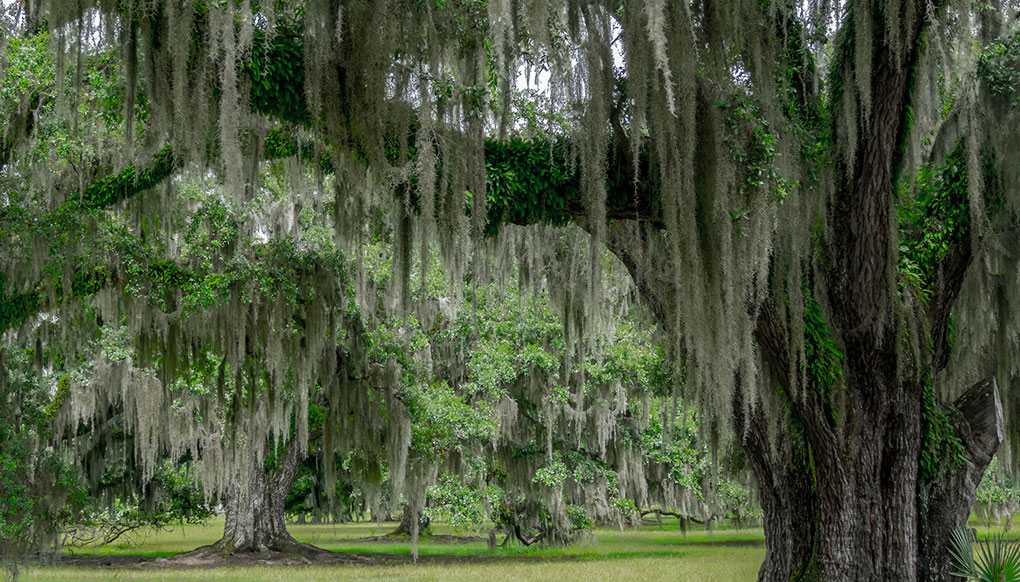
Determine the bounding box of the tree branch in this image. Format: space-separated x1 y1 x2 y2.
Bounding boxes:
919 376 1003 582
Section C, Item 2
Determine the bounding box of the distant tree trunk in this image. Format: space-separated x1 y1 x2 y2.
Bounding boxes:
23 0 43 34
388 505 430 537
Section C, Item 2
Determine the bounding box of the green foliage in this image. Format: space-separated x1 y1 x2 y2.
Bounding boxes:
405 381 498 456
611 497 637 519
978 31 1020 104
246 31 309 125
716 478 763 523
264 128 300 159
975 457 1020 528
630 404 707 495
483 139 578 235
426 473 501 529
101 181 348 317
585 320 669 393
0 343 89 571
79 145 178 209
898 144 970 299
98 326 132 362
802 293 844 406
722 97 798 207
145 465 215 525
564 504 594 531
0 292 41 334
64 463 214 548
0 32 52 105
532 455 569 488
919 379 966 482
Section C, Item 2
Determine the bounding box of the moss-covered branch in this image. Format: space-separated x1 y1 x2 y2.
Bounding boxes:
76 144 177 210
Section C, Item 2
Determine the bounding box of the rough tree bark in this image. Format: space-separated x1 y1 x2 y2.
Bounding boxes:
734 391 821 582
207 445 303 553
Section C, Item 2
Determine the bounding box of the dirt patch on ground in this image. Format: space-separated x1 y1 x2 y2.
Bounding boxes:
52 555 153 568
55 551 370 569
157 550 371 568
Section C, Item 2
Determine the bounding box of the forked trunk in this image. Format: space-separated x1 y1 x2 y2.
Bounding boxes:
751 377 1001 581
202 436 310 554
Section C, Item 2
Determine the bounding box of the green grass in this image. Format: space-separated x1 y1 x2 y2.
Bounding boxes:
27 554 762 582
969 516 1020 540
34 516 1020 581
26 518 766 581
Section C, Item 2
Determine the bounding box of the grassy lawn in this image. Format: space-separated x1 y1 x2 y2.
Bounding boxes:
25 518 767 581
21 516 1019 581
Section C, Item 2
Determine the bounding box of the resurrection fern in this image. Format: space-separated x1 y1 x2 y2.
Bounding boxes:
898 143 970 298
803 293 844 410
920 378 966 482
483 139 579 235
246 31 309 125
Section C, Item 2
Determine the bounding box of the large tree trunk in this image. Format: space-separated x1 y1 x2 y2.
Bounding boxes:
602 222 1001 581
807 366 923 581
197 436 314 555
752 376 1001 582
213 458 295 553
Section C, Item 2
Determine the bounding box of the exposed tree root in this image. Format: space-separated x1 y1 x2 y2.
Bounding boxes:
174 535 371 566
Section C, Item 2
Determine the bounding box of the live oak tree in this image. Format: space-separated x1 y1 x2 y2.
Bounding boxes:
355 221 727 552
3 1 1020 581
0 21 374 551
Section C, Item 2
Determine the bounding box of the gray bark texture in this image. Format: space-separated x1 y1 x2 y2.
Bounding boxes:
214 442 302 553
193 433 321 556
